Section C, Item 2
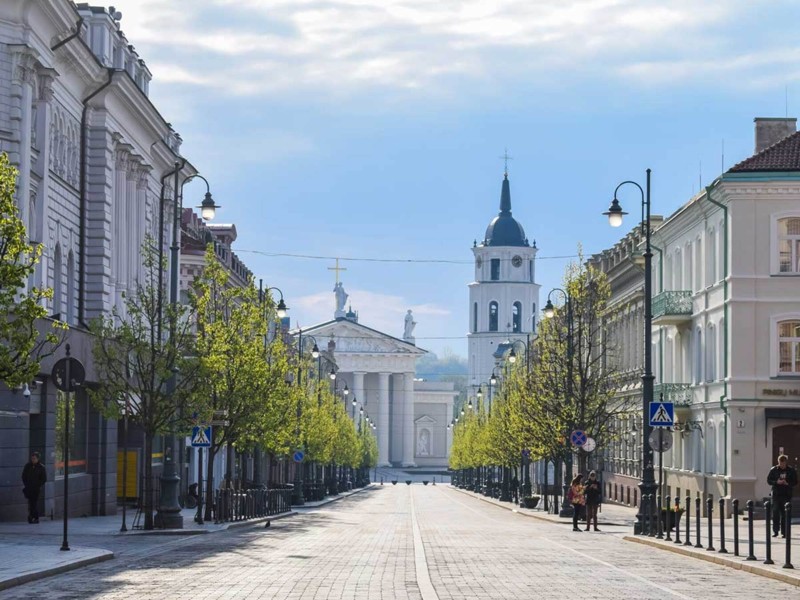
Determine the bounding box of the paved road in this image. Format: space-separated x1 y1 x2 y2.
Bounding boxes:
5 485 797 599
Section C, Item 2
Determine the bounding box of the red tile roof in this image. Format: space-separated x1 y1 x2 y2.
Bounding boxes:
728 130 800 172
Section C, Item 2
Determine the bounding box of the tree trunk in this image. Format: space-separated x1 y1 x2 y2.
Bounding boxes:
144 434 153 530
204 445 217 522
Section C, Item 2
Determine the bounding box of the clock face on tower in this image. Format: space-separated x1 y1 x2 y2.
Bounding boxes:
512 255 523 267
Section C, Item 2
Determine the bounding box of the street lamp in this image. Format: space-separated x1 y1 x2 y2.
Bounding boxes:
329 368 336 380
291 329 322 506
508 348 517 364
157 164 219 530
602 168 655 535
262 286 289 319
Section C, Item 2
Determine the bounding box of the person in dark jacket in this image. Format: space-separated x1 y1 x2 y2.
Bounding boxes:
22 452 47 523
767 454 798 537
583 470 602 531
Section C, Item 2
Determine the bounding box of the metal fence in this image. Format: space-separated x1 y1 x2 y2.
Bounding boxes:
637 494 794 569
132 475 161 530
212 487 293 524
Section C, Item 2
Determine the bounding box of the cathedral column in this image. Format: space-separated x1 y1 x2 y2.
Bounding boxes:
8 45 38 235
378 372 390 466
353 372 366 421
402 371 416 467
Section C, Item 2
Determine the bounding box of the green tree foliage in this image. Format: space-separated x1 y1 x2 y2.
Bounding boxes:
0 153 64 387
90 237 201 529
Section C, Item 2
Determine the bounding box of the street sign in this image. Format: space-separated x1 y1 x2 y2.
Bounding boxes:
649 401 674 427
648 428 673 453
582 437 597 453
521 449 530 459
51 357 85 393
570 430 587 447
293 450 305 463
209 420 229 427
191 426 212 448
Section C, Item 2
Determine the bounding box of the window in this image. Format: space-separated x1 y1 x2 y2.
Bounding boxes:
705 422 716 474
489 301 498 332
52 244 62 317
512 301 522 333
694 237 702 291
529 260 534 282
693 327 702 384
778 320 800 374
67 251 75 325
706 229 716 286
490 258 500 281
531 303 536 333
706 324 716 382
472 303 478 333
55 390 87 476
778 217 800 273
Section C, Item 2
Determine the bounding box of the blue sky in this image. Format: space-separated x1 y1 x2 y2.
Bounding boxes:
113 0 800 357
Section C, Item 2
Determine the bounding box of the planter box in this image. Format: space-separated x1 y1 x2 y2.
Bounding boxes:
660 509 684 531
521 496 540 509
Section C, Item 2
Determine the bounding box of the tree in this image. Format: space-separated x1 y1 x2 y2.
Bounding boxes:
90 238 201 530
0 152 64 387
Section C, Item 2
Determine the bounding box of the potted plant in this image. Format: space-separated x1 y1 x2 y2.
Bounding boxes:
660 504 685 531
520 496 540 509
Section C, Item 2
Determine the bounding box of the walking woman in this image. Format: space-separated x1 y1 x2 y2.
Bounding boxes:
567 474 585 532
583 470 601 531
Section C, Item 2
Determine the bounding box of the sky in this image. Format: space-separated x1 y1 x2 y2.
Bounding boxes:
110 0 800 357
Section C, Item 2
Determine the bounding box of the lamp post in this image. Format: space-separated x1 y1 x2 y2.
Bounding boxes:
156 165 219 529
603 168 656 535
543 287 575 518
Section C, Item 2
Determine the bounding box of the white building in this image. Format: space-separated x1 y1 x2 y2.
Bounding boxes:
468 172 540 387
0 1 198 521
296 287 457 468
598 117 800 511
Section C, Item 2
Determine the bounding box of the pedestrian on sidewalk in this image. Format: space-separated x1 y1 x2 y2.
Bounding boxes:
567 474 585 532
767 454 798 538
583 470 601 531
22 451 47 524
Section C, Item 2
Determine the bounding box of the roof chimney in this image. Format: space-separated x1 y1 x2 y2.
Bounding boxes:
754 117 797 153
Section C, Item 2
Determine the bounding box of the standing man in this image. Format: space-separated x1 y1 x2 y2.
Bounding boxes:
22 452 47 523
767 454 798 538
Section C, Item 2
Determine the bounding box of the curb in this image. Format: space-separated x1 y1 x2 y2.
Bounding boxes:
449 486 633 528
623 535 800 588
0 550 114 592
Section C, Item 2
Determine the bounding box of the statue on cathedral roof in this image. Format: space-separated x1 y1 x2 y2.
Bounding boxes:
334 282 348 318
404 309 417 342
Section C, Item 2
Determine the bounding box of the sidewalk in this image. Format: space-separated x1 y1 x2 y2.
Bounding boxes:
0 484 373 591
451 485 799 587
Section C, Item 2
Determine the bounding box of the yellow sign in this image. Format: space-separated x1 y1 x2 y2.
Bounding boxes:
116 450 138 499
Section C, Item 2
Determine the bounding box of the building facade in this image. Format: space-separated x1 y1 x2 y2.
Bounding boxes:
468 172 539 387
0 1 197 521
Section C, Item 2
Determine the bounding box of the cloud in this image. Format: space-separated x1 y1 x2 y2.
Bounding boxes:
291 288 449 338
111 0 793 98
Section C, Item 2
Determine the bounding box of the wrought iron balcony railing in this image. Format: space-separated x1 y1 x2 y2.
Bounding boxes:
654 383 693 406
652 290 693 324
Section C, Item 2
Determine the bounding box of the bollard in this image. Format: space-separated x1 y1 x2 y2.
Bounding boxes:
732 499 739 557
695 497 703 549
645 494 653 536
673 497 682 544
764 499 774 565
657 494 664 539
784 502 793 570
746 500 756 560
664 495 671 541
649 495 657 537
706 497 715 551
718 498 728 554
684 495 692 547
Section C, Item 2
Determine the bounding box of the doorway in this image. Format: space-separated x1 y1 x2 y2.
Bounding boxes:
772 424 800 470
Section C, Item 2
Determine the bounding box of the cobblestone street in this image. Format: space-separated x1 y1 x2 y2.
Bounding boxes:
6 485 797 599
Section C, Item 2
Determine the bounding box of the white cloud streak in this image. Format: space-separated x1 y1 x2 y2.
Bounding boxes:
110 0 791 98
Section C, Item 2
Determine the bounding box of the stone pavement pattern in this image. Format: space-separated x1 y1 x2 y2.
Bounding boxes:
5 484 798 599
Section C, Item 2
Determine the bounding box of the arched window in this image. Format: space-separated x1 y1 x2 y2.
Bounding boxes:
694 327 702 384
705 422 716 474
694 236 702 291
472 302 478 333
512 301 522 333
691 429 702 472
67 251 75 325
532 303 536 333
778 217 800 273
52 244 62 317
489 301 498 332
778 320 800 374
706 229 716 286
706 323 716 382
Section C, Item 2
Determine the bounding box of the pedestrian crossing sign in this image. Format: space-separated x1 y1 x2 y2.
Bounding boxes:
191 426 212 447
649 401 674 427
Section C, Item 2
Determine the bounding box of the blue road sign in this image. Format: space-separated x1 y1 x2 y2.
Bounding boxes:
570 430 587 447
293 450 305 463
649 401 675 427
191 426 212 448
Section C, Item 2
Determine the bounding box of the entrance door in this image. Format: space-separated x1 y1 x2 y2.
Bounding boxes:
772 424 800 470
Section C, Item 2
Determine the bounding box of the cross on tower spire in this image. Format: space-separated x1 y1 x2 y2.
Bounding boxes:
500 148 513 176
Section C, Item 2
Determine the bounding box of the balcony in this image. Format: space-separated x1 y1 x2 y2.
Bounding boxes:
654 383 693 406
652 290 693 325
